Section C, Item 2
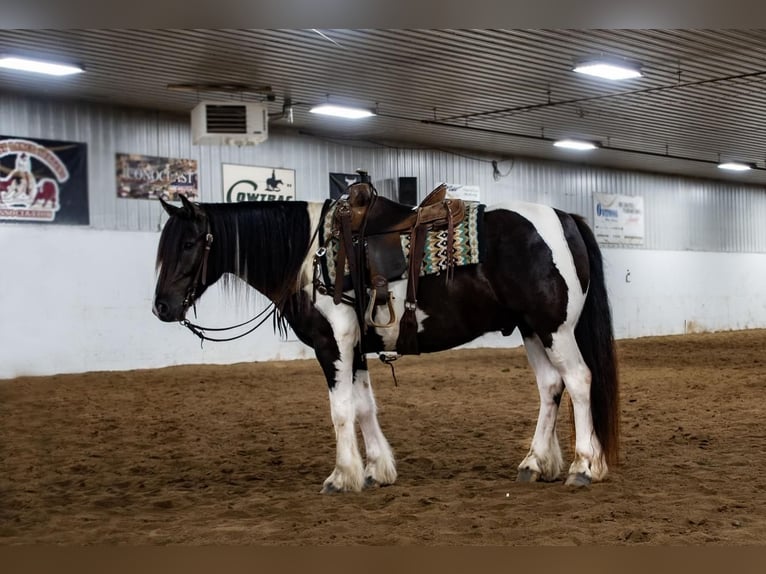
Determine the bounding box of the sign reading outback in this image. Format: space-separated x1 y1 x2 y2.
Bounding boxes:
0 136 89 224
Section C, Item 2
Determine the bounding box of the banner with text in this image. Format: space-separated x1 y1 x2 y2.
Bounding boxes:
116 153 198 200
1 136 89 224
223 164 295 202
593 193 645 245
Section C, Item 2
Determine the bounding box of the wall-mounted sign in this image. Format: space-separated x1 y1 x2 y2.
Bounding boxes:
445 183 481 202
329 172 363 200
223 164 295 202
116 153 198 200
593 192 645 245
0 136 89 224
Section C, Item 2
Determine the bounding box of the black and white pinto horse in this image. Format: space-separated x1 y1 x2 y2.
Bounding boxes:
153 195 619 492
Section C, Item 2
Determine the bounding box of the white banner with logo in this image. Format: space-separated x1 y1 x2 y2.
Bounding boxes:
222 164 295 202
593 193 645 245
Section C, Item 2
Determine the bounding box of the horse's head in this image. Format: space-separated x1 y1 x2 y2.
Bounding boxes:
153 194 214 322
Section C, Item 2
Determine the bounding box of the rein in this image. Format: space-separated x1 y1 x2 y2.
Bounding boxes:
182 304 277 345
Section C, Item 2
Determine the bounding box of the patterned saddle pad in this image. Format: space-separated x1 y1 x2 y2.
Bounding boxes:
319 200 486 286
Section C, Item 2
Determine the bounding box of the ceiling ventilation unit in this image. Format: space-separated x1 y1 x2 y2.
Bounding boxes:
191 101 268 146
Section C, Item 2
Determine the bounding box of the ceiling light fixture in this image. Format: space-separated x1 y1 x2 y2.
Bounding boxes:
553 138 599 151
309 103 375 119
0 55 84 76
573 56 642 81
717 161 754 172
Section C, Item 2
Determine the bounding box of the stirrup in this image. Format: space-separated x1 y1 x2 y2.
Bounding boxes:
365 288 397 328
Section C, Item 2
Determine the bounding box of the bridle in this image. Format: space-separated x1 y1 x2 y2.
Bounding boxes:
181 224 214 315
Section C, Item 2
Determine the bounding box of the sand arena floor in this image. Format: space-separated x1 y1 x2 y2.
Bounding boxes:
2 330 766 545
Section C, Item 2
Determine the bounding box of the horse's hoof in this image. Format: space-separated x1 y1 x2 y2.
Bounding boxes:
364 476 381 489
565 472 591 487
516 468 540 483
321 482 342 494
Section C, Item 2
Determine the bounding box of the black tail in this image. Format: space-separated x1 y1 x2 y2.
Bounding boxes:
571 215 620 467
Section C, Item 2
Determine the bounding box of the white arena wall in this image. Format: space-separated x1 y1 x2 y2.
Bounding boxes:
2 94 766 378
2 223 766 380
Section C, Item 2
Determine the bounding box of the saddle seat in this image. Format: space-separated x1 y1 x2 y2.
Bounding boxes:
343 183 464 235
330 182 466 355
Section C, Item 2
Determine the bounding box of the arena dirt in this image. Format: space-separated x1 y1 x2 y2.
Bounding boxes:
2 330 765 545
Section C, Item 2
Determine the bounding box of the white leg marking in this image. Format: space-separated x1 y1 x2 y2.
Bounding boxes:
353 369 397 486
547 327 608 482
518 335 565 481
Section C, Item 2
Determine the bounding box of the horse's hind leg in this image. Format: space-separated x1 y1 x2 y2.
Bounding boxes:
546 327 608 486
517 334 565 482
352 355 397 488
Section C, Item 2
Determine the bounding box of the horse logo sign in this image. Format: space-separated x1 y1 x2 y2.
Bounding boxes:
0 136 89 224
222 164 296 202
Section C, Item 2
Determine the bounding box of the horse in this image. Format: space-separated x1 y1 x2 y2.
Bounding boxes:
266 169 283 191
153 193 619 493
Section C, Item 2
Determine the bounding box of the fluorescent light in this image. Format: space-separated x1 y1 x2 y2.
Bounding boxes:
0 56 84 76
573 58 642 80
554 139 599 151
309 103 375 119
718 161 754 172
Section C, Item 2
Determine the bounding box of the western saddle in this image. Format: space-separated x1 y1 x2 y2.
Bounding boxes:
329 182 465 355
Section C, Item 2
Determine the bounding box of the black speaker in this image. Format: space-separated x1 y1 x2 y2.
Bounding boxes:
398 177 417 206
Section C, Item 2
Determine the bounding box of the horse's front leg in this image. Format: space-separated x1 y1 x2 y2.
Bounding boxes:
352 349 397 488
313 307 366 493
307 291 395 492
323 348 366 492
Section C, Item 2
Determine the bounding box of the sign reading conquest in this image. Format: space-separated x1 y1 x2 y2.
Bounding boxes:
593 192 645 245
0 136 89 224
223 164 295 202
116 153 198 200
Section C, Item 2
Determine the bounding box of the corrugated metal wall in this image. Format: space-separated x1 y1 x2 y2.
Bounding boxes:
3 93 766 253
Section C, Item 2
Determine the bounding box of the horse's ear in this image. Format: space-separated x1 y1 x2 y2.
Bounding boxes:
159 196 182 217
179 193 194 211
178 193 205 220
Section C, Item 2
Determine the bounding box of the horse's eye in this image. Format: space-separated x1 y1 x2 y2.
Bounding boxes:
183 241 196 250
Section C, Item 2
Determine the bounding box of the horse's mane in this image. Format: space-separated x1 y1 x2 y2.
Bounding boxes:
156 201 312 333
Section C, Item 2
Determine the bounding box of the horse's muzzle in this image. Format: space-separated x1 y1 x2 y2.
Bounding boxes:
153 298 181 322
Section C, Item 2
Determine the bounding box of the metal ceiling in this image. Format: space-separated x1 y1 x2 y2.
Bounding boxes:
2 28 766 185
